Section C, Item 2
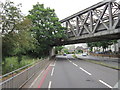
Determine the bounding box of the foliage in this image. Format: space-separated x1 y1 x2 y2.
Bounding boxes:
87 40 118 52
55 46 64 54
77 50 83 53
1 0 67 71
2 56 37 74
63 48 69 54
1 1 23 34
1 1 35 64
72 54 77 58
1 1 67 74
27 3 66 57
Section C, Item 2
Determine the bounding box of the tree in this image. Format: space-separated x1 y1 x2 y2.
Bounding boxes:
1 1 35 64
1 1 23 64
55 46 64 54
63 48 69 54
15 18 36 63
1 1 23 34
78 50 83 53
28 3 66 57
87 40 118 53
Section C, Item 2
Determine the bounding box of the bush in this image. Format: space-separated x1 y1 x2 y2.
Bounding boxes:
2 56 37 74
72 54 77 58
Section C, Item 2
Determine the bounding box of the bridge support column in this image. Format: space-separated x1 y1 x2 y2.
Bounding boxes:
118 10 120 25
49 47 56 60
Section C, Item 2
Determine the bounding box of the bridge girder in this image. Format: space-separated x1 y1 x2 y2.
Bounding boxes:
54 0 120 46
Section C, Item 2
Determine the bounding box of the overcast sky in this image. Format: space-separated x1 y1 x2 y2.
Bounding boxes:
1 0 107 20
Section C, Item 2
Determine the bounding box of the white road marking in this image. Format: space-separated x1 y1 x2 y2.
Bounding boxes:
73 63 75 65
79 67 92 75
54 61 56 65
73 63 78 67
99 80 112 88
50 63 55 66
69 60 72 63
29 70 44 88
68 59 78 67
51 67 54 76
48 81 52 89
68 57 91 75
113 82 118 88
113 80 120 88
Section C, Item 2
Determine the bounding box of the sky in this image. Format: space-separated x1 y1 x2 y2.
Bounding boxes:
1 0 104 20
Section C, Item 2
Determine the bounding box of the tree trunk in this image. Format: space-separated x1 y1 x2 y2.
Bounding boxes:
18 55 22 64
114 42 116 53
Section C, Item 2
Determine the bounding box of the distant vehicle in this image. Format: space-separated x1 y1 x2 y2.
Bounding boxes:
63 53 66 56
95 52 99 54
82 53 87 56
95 51 102 54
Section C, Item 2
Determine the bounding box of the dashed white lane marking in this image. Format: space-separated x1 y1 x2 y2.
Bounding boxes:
99 80 112 88
67 57 114 89
29 70 44 88
50 63 55 67
68 58 91 76
73 63 78 67
48 81 52 89
79 67 92 75
51 67 54 76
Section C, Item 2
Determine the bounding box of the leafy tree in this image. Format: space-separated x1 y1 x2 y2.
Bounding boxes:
28 3 66 57
1 1 35 64
87 40 118 52
78 50 83 53
1 1 23 64
15 18 36 63
1 1 23 34
63 48 69 54
55 46 64 54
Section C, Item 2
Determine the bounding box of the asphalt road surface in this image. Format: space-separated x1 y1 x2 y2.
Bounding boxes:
23 54 119 89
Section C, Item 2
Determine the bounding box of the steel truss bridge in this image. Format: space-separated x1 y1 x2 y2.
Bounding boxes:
54 0 120 46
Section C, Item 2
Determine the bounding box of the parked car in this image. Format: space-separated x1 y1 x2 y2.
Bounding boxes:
63 53 66 56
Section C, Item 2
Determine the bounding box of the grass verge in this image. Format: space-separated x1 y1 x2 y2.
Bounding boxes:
84 60 120 70
2 56 39 75
72 54 77 58
72 55 120 70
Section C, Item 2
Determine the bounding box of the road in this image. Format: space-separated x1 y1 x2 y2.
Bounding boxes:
23 54 119 89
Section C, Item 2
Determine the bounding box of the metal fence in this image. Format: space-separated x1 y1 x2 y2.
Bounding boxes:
0 58 49 88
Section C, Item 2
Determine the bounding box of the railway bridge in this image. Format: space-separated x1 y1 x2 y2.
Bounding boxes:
54 0 120 46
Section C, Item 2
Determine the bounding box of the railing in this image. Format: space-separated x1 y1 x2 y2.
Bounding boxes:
0 58 50 88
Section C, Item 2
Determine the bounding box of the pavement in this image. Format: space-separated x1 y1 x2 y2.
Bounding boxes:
22 54 119 89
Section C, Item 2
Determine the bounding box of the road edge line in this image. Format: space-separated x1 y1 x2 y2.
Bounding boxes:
51 67 54 76
48 81 52 89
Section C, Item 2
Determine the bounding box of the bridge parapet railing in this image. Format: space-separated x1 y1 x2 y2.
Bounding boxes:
60 0 120 38
0 58 50 89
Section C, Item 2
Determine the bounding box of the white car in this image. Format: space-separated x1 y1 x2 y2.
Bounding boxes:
82 53 87 56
